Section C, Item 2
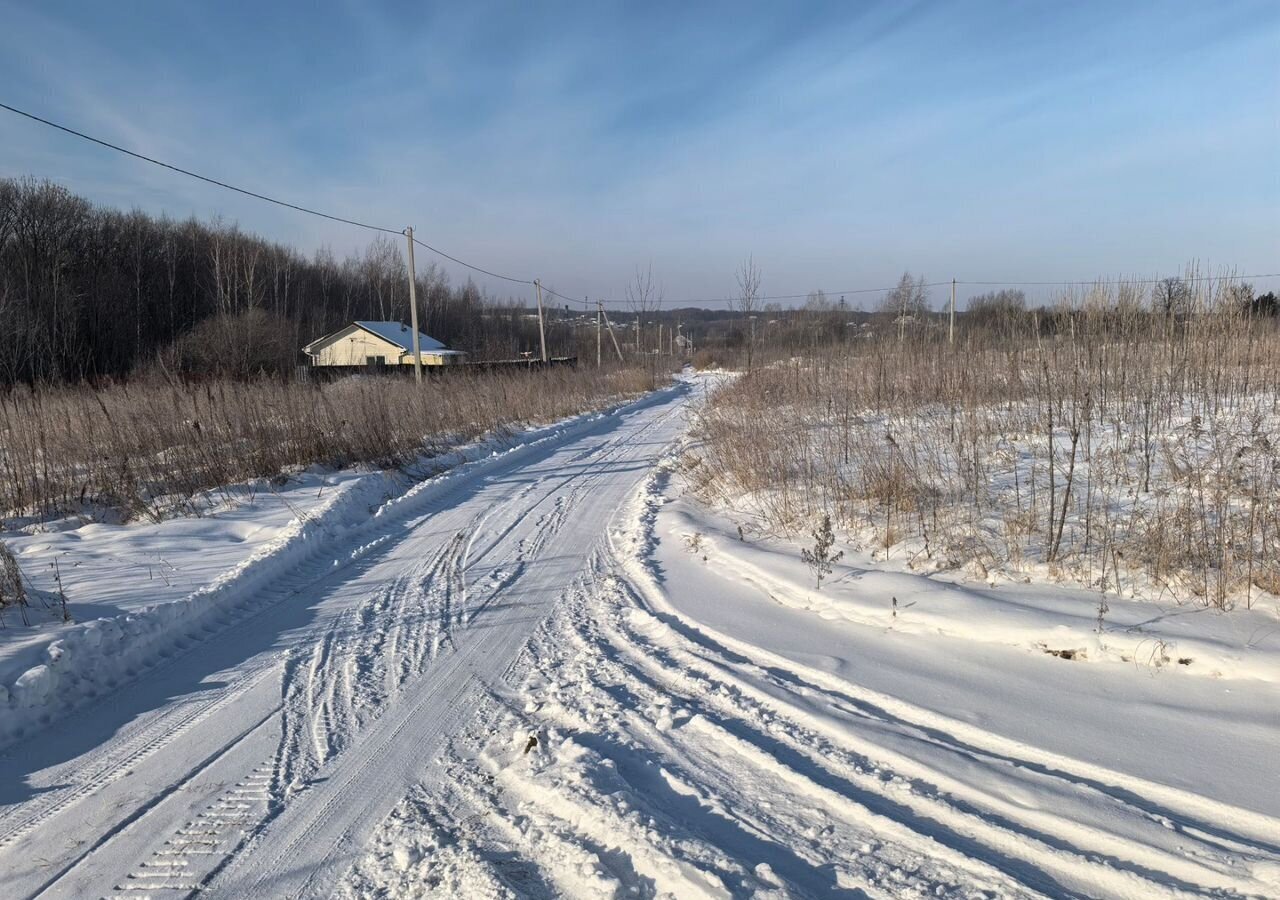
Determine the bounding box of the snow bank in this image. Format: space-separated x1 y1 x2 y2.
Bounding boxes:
663 499 1280 683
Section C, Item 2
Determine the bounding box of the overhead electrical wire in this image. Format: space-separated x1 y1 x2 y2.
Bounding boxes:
0 99 538 286
0 101 404 235
410 236 532 286
3 99 1276 312
955 273 1280 288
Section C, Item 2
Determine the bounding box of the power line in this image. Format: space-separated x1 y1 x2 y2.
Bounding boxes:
411 236 532 286
538 285 588 307
0 101 563 291
5 100 1275 311
0 100 405 235
956 273 1280 287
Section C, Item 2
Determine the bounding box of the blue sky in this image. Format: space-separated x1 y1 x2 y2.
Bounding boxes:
1 0 1276 306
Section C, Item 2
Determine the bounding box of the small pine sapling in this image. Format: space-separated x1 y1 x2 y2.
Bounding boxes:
801 513 844 590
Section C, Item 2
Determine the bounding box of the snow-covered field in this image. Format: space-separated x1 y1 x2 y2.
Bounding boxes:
1 374 1277 898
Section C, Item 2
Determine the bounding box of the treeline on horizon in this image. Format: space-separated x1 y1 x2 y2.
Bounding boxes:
2 176 1277 385
0 177 606 384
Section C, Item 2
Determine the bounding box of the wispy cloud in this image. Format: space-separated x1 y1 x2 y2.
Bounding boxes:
1 0 1276 302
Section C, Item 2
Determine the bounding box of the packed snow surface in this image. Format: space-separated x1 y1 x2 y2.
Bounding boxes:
0 375 1276 899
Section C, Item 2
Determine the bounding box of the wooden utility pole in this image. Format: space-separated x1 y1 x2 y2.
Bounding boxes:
596 300 602 368
534 279 548 363
404 227 422 383
949 278 956 345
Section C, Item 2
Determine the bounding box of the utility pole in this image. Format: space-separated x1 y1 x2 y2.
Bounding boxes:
949 278 956 345
534 279 548 363
602 307 625 362
596 300 602 368
658 323 663 357
404 227 422 383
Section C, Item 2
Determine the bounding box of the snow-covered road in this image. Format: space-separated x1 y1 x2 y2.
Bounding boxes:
2 375 1277 899
0 383 693 899
330 451 1279 899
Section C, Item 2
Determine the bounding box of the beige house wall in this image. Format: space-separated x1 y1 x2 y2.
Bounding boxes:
310 329 406 366
306 325 468 367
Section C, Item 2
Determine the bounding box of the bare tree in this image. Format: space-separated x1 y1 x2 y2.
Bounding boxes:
880 272 929 341
1153 277 1191 316
626 263 662 354
1224 282 1254 312
966 289 1026 332
734 255 763 315
804 289 833 312
734 256 763 369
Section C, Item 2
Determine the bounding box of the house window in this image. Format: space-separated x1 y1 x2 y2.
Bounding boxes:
366 355 386 367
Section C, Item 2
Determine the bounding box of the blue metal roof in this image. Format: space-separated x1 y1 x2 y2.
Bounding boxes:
353 321 448 352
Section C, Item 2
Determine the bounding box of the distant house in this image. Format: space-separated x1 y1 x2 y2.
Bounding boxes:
302 321 467 367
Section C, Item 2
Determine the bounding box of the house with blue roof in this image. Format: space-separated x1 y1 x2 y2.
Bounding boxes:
302 321 467 368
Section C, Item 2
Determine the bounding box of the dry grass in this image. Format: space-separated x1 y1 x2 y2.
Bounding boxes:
692 349 733 371
0 540 28 625
0 366 660 525
693 281 1280 610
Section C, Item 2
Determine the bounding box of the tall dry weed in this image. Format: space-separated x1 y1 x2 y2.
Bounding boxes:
0 366 665 525
694 278 1280 610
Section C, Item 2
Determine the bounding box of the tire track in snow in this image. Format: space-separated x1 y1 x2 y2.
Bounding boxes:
594 464 1280 898
449 571 1032 899
0 643 284 857
203 392 691 899
1 384 694 899
0 471 482 868
364 445 1278 900
119 418 617 858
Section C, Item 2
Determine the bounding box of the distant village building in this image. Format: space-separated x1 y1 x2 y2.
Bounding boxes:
302 321 467 367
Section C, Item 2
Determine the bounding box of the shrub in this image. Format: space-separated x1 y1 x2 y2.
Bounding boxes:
692 349 725 370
